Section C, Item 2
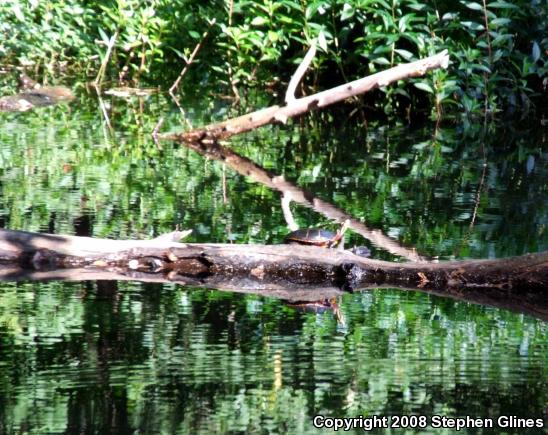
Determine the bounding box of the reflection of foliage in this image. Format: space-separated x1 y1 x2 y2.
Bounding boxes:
272 119 547 259
0 93 546 259
0 283 546 433
0 283 85 342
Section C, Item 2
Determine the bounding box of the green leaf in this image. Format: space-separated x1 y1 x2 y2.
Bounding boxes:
373 45 391 54
460 21 485 31
305 3 329 19
372 0 391 9
414 82 434 93
488 1 518 8
312 164 322 178
251 16 268 26
412 141 430 150
492 49 504 62
318 30 328 52
532 42 540 62
470 63 491 73
398 14 416 33
442 13 458 20
490 18 511 27
463 2 483 11
11 3 25 21
341 3 354 21
394 88 410 98
491 33 513 47
267 30 279 43
98 27 110 45
394 49 414 61
372 57 390 65
406 2 427 11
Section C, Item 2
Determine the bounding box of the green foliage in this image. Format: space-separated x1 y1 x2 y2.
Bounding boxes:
214 0 546 117
0 0 545 117
0 0 96 70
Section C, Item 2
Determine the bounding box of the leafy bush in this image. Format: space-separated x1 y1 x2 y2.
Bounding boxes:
216 0 546 117
0 1 96 70
0 0 545 117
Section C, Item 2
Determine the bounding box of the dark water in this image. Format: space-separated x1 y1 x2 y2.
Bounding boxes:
0 92 547 433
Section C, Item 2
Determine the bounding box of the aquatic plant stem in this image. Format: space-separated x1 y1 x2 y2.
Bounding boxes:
226 0 240 102
481 0 492 117
469 162 488 229
169 19 216 94
94 85 114 133
481 0 492 63
94 31 118 86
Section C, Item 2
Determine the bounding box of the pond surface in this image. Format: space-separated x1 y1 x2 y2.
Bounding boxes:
0 90 547 433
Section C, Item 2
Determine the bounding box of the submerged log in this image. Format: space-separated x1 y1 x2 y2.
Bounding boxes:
0 229 547 319
0 88 74 112
0 75 74 112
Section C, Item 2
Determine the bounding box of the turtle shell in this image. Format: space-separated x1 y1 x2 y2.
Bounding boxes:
284 228 339 247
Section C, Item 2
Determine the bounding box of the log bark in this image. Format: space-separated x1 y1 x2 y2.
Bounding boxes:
159 50 449 142
0 228 546 320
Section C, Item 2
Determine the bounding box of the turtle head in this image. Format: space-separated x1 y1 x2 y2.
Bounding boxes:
328 219 350 248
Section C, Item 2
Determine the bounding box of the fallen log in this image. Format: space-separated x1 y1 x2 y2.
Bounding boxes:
0 229 546 320
0 85 74 112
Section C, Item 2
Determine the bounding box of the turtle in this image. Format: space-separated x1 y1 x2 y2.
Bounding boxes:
284 220 349 248
284 220 370 257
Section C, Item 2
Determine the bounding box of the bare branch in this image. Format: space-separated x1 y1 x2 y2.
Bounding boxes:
161 50 450 142
93 85 114 133
281 191 299 231
94 31 119 87
151 116 164 147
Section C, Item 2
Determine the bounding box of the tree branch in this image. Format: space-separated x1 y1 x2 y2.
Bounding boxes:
177 140 425 262
160 50 449 142
285 43 317 103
